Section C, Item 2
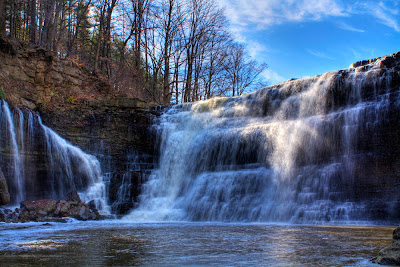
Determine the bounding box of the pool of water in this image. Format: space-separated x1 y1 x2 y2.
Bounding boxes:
0 221 394 266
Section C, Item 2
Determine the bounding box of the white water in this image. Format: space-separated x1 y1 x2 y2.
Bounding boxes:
126 65 399 223
112 152 153 214
0 101 110 214
2 101 24 203
38 116 110 214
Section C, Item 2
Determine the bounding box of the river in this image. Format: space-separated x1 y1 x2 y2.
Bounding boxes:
0 221 394 266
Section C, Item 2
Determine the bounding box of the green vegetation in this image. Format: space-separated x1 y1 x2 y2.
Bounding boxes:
67 96 74 104
0 85 6 100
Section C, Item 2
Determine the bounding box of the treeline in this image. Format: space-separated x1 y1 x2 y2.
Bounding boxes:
0 0 266 104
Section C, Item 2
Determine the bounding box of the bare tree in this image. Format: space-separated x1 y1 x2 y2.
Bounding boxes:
29 0 37 43
0 0 267 102
224 42 267 96
40 0 56 48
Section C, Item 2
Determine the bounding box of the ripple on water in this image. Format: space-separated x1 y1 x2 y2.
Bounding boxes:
0 222 395 266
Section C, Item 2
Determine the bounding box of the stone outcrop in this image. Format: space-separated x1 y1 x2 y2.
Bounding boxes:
0 36 156 214
0 170 10 206
373 227 400 265
0 36 155 157
0 36 112 110
0 191 102 223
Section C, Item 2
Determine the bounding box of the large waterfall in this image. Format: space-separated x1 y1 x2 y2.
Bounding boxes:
0 101 109 214
126 56 400 223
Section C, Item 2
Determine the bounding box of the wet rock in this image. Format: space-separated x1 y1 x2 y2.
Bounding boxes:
350 59 370 68
0 170 10 206
62 190 81 203
373 227 400 265
55 191 101 220
20 199 57 213
378 56 396 68
88 200 97 211
16 191 102 222
0 209 6 222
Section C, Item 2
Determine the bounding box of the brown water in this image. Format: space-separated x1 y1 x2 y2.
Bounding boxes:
0 221 394 266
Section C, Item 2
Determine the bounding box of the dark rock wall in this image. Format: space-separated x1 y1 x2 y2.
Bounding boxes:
0 37 156 214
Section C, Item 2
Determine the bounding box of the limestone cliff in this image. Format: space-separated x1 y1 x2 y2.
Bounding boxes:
0 37 156 214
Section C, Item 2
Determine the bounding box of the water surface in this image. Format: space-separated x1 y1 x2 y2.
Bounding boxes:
0 221 394 266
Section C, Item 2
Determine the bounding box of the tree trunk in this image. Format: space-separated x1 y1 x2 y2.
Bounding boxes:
0 0 5 36
47 1 61 51
29 0 37 43
94 4 106 75
40 0 56 47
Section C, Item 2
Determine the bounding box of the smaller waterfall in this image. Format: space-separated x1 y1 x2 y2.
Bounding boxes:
112 152 153 214
0 101 110 214
17 108 25 190
38 116 110 214
2 101 24 203
27 111 35 152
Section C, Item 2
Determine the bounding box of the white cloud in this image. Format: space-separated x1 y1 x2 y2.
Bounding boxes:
350 48 361 59
217 0 347 29
262 69 286 85
373 3 400 32
247 41 268 58
217 0 400 33
351 1 400 32
307 49 335 60
337 22 365 32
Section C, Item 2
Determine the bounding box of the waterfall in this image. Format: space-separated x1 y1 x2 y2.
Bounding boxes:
38 117 110 214
27 111 35 152
126 60 400 223
0 101 110 214
2 101 24 203
112 151 153 214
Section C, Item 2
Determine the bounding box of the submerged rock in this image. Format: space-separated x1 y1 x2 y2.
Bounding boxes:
373 227 400 265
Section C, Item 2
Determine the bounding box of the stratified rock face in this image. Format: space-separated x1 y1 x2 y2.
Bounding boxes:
0 170 10 206
0 37 156 214
0 36 113 109
374 227 400 265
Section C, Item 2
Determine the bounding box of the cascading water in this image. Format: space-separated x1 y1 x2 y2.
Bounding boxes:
111 151 153 214
126 56 400 223
0 101 110 214
38 117 109 214
1 101 24 203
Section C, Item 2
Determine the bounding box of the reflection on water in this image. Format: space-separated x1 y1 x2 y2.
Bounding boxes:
0 221 394 266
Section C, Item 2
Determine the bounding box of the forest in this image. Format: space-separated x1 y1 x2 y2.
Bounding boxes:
0 0 267 104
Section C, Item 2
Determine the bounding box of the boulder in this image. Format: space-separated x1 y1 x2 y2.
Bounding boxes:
20 199 57 213
0 209 6 222
61 190 81 203
16 191 101 222
373 227 400 265
0 170 10 206
54 191 101 220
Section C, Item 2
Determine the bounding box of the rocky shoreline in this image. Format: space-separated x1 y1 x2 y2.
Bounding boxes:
0 191 112 223
373 227 400 265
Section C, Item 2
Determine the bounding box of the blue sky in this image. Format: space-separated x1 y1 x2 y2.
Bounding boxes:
216 0 400 84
